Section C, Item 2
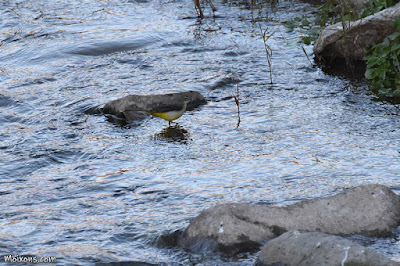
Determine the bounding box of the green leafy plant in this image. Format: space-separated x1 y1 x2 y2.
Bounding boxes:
364 18 400 99
290 0 398 45
361 0 399 18
282 0 360 45
317 0 359 26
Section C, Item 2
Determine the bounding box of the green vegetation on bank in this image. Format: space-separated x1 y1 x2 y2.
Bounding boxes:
284 0 400 100
193 0 399 100
285 0 399 45
361 0 399 17
315 0 400 100
365 18 400 99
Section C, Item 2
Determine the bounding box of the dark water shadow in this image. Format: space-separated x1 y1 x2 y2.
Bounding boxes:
153 124 190 143
315 56 367 80
316 57 400 104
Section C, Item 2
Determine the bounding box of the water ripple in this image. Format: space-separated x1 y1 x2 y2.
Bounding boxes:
0 0 399 264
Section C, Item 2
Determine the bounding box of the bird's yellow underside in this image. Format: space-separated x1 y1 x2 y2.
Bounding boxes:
149 110 184 122
146 100 189 123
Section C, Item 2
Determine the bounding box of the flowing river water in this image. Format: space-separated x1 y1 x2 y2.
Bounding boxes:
1 0 400 264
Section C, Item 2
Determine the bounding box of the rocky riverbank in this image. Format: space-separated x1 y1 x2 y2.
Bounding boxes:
180 184 400 264
314 1 400 62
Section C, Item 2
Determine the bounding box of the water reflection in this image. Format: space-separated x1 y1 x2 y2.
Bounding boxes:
153 124 191 143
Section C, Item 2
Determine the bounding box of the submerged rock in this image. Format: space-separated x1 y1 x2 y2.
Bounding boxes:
314 2 400 61
256 231 400 266
102 91 206 123
180 184 400 253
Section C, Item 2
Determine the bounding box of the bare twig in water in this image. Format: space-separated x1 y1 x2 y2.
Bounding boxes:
206 0 217 13
10 8 21 17
258 23 274 84
250 0 259 22
234 84 241 128
302 46 313 66
250 0 278 23
194 0 217 19
194 0 204 18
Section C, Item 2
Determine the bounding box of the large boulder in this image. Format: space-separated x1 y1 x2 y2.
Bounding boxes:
102 91 206 122
256 231 400 266
313 2 400 61
180 184 400 253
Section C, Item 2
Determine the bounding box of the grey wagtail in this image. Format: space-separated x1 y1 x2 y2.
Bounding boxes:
146 97 190 126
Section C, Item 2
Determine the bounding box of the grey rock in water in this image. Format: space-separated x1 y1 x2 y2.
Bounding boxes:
102 91 206 122
181 184 400 253
256 231 400 266
313 2 400 61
